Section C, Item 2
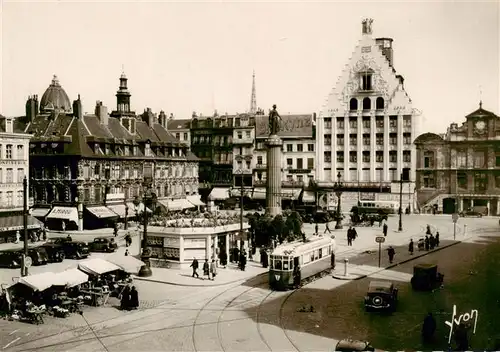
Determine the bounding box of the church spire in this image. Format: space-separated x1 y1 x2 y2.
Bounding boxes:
250 70 257 114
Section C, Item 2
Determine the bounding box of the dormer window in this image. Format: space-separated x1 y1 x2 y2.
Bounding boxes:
145 142 151 157
105 144 110 155
124 145 129 156
360 71 373 91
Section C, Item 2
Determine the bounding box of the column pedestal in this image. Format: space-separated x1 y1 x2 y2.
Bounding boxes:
265 135 283 217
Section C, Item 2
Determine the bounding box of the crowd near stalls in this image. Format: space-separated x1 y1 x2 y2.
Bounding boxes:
148 209 240 228
0 256 144 324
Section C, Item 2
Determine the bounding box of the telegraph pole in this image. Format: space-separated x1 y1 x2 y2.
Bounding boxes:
398 173 403 232
240 175 244 252
22 176 28 277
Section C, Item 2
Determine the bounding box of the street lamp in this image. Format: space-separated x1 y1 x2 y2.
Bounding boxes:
334 172 343 230
138 165 154 278
124 201 129 230
398 172 403 232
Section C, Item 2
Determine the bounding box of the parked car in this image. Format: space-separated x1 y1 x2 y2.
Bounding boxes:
89 237 118 253
48 238 90 259
335 339 377 351
411 263 444 291
364 280 398 312
40 242 66 262
0 250 23 268
459 208 484 218
24 247 49 266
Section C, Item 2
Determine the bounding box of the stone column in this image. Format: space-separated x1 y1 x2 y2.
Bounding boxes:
179 236 185 263
77 186 84 231
225 234 230 264
205 236 212 261
213 235 219 266
497 198 500 216
265 135 283 216
459 198 464 212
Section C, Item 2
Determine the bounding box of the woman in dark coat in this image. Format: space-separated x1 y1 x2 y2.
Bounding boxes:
129 286 139 309
120 286 130 310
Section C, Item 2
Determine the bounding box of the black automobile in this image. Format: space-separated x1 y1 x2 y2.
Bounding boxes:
24 247 49 266
364 280 398 312
411 263 444 291
48 238 90 259
40 242 66 263
89 237 118 253
459 209 484 218
0 250 23 268
335 339 379 351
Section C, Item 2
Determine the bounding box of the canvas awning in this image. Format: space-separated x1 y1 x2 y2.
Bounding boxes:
252 189 266 200
187 195 205 207
78 258 122 276
46 207 79 223
18 272 57 292
209 188 230 201
86 206 119 219
302 191 316 203
53 268 89 287
159 198 194 211
128 202 152 215
30 208 51 218
107 204 127 218
107 255 145 274
282 188 302 200
0 214 43 232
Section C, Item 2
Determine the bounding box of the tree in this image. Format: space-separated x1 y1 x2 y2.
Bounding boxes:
284 211 303 242
251 211 304 248
271 215 286 244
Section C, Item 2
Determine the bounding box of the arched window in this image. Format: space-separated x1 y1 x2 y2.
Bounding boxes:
349 98 358 111
376 97 385 110
363 97 371 110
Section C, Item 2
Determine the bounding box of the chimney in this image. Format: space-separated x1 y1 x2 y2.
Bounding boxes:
192 111 197 118
375 38 394 67
95 101 108 125
396 75 404 88
25 96 37 122
158 110 167 128
142 108 156 126
73 94 83 119
169 113 174 119
5 117 13 133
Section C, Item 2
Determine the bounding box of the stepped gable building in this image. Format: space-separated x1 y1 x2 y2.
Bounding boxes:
21 74 200 231
167 116 191 146
415 102 500 215
315 19 421 212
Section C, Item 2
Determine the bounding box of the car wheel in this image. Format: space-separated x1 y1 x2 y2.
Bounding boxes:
75 251 82 259
372 296 383 307
59 252 65 262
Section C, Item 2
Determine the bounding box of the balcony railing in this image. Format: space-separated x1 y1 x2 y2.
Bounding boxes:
253 180 306 188
233 138 254 145
254 164 267 170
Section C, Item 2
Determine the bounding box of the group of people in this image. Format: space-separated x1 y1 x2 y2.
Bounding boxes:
119 285 139 310
346 226 358 246
190 258 218 280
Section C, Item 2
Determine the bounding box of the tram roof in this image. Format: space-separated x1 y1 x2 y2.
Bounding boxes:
271 235 336 256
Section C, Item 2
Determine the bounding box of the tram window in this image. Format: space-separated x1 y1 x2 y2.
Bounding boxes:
303 254 310 264
275 259 282 270
283 259 289 270
269 258 274 269
319 248 323 259
314 250 319 260
310 252 315 262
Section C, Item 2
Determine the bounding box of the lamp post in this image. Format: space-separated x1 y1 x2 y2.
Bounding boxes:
398 172 403 232
138 165 153 277
21 176 28 277
124 201 129 230
334 172 343 229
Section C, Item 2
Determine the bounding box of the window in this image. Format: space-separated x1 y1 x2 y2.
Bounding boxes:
297 158 303 169
474 172 487 192
286 175 293 182
257 156 263 165
307 158 314 169
349 151 357 163
6 191 13 206
17 168 24 182
287 158 293 167
324 134 332 145
403 133 412 144
324 151 332 162
389 133 397 145
308 144 314 152
297 144 303 152
0 145 2 159
362 117 370 128
336 152 344 162
245 161 251 170
17 191 23 206
403 151 411 162
403 115 412 127
424 151 434 168
457 171 467 189
362 97 371 110
349 134 357 145
245 131 251 139
496 156 500 167
286 144 293 152
349 118 357 129
349 98 358 111
362 151 370 162
0 168 2 182
456 150 467 168
376 116 384 128
6 145 12 159
363 134 370 145
376 133 383 145
473 151 485 168
423 172 435 188
336 134 344 146
390 168 398 181
16 145 24 159
376 97 384 110
376 151 383 162
361 72 373 91
324 118 332 129
175 133 180 140
183 133 188 140
235 118 241 127
389 116 397 128
6 168 13 183
237 132 242 139
337 117 344 129
389 151 397 162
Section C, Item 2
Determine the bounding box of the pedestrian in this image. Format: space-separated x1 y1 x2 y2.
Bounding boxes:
293 264 301 289
220 249 228 268
15 231 20 244
347 228 353 246
190 257 199 278
62 220 66 232
113 223 119 237
426 224 432 235
239 252 247 271
42 227 47 241
387 246 395 264
422 312 436 343
324 222 331 234
408 239 414 255
203 259 210 280
129 286 139 309
125 234 131 247
424 235 430 251
454 322 469 351
66 234 72 241
315 223 319 236
383 223 388 237
429 234 436 250
210 259 217 280
352 227 358 241
330 252 336 271
120 286 130 310
125 249 129 256
435 232 440 247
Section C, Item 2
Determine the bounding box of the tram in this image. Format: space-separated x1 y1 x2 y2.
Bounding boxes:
354 200 399 215
269 235 337 291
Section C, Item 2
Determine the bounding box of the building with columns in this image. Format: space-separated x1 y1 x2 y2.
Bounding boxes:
315 19 421 212
415 103 500 215
20 74 200 231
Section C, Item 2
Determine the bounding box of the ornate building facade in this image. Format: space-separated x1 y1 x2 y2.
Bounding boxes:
22 74 199 231
315 19 421 212
415 103 500 215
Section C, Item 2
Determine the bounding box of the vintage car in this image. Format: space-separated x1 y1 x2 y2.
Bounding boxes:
24 247 49 266
410 263 444 291
459 208 484 218
364 280 398 311
335 339 377 351
89 237 118 253
48 238 90 259
40 242 66 262
0 250 23 268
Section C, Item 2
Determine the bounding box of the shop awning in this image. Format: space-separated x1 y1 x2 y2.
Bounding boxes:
128 202 152 215
209 188 230 201
107 204 127 218
302 191 316 203
0 214 43 232
252 189 266 200
107 255 145 274
282 188 302 200
18 272 57 292
187 195 205 207
158 199 194 211
78 258 122 276
86 206 119 219
30 208 51 218
46 207 79 223
53 268 89 288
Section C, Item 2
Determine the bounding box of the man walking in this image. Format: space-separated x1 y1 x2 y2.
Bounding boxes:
315 223 319 236
347 228 353 246
383 222 388 237
203 259 210 280
324 222 332 234
209 259 217 281
190 257 199 278
435 232 440 247
424 235 430 251
387 246 395 264
408 238 414 255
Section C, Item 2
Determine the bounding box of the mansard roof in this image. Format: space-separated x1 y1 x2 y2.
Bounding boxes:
167 118 191 130
255 114 314 138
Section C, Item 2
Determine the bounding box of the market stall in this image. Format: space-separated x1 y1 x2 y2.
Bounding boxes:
51 269 90 315
78 258 124 306
107 255 145 274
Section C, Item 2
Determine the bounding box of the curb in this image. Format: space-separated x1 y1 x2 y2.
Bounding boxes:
332 236 470 281
134 271 268 287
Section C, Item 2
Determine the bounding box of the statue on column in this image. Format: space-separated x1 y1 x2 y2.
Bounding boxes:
269 104 282 135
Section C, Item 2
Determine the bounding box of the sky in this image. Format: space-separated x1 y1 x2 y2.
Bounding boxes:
0 0 498 134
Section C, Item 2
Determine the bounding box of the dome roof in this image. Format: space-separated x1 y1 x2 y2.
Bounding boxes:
40 75 72 113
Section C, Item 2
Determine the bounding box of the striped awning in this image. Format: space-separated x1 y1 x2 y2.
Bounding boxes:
208 188 230 201
187 195 205 207
30 208 51 218
86 206 118 219
46 207 79 223
302 191 316 203
158 199 194 211
0 214 43 232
